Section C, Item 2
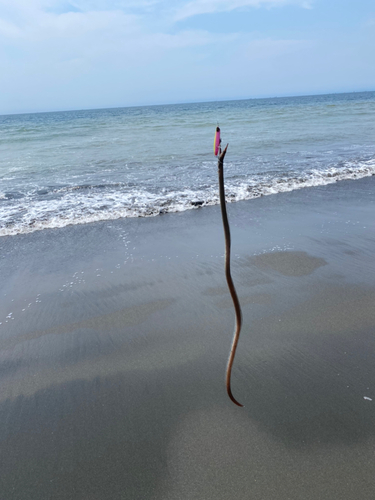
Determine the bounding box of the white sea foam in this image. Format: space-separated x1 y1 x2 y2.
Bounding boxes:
1 158 375 237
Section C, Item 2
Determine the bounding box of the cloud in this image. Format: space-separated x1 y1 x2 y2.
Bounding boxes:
68 0 160 12
0 1 233 59
174 0 313 21
2 0 344 114
0 1 227 85
0 0 313 39
0 18 22 38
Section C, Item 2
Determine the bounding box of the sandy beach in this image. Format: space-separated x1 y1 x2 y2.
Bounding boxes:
1 176 375 499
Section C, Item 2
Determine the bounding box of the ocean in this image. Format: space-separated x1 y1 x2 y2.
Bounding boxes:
1 91 375 237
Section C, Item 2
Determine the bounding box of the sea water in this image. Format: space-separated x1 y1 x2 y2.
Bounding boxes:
1 91 375 237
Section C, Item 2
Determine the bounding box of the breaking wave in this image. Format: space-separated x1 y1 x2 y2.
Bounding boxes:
1 158 375 237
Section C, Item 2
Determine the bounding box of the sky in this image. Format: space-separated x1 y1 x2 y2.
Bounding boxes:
0 0 374 114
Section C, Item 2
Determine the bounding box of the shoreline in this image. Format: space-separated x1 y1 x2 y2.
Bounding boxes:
1 160 375 238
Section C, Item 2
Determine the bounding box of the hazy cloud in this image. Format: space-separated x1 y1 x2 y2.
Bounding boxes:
0 0 372 114
174 0 313 21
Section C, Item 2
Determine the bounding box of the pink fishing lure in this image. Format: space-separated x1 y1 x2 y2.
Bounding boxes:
214 127 221 156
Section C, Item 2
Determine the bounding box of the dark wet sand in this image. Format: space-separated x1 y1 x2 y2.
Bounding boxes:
1 177 375 499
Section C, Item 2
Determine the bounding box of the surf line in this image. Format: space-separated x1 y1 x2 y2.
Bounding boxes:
215 126 243 408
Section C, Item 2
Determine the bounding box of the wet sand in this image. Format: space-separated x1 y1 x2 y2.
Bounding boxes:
1 177 375 499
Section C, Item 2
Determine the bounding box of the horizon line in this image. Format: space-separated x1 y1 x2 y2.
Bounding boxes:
1 89 374 118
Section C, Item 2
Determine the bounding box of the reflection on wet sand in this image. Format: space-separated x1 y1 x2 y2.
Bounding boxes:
251 251 327 277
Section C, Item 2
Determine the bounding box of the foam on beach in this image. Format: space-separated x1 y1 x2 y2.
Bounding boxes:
1 158 374 237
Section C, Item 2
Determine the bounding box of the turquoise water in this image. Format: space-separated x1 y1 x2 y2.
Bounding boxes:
1 91 375 236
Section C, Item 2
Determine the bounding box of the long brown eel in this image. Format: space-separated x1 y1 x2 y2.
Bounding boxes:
217 142 244 407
